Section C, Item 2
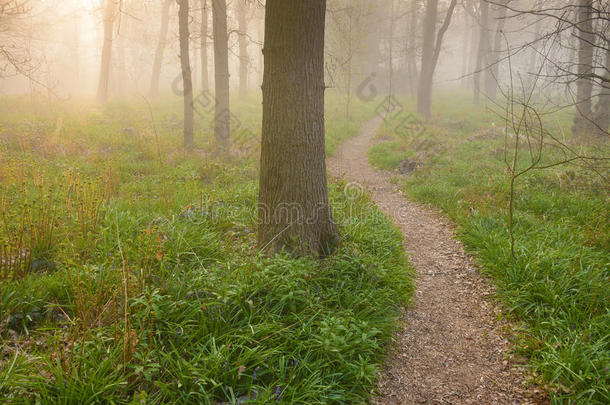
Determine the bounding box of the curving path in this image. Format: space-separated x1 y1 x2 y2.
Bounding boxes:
327 117 547 405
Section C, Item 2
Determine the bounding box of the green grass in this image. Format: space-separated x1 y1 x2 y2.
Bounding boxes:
372 91 609 404
367 141 415 171
0 94 413 403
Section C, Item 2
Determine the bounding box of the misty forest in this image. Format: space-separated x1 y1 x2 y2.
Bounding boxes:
0 0 608 403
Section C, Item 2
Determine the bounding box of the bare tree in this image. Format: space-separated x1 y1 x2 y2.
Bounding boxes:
0 0 33 79
97 0 119 103
486 0 508 101
327 0 373 118
149 0 173 97
406 0 420 97
494 0 609 138
212 0 230 151
258 0 338 257
236 0 249 98
473 0 489 105
417 0 458 117
200 0 209 91
178 0 194 150
572 0 596 135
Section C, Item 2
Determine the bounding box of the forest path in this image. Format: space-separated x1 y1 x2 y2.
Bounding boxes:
327 117 545 404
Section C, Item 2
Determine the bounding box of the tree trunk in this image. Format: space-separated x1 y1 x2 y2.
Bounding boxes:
212 0 230 151
258 0 338 257
592 42 610 135
572 0 595 136
97 0 118 103
473 0 489 104
388 0 395 98
178 0 194 150
417 0 457 117
460 6 470 88
149 0 172 97
237 0 249 98
200 0 209 91
116 16 127 96
486 1 507 101
466 4 478 89
257 13 264 87
407 0 419 97
345 2 353 119
417 0 438 117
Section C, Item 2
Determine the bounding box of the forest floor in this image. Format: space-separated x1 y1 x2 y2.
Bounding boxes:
328 117 548 405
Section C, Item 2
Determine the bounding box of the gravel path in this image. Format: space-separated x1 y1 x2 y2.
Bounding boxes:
327 117 547 405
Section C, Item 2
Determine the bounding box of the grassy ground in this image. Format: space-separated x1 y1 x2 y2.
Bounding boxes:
0 94 414 404
370 91 609 404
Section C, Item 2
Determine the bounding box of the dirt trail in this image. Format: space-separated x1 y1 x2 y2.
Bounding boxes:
327 117 545 405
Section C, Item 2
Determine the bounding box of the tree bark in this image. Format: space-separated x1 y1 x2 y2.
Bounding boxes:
258 0 338 257
473 0 489 104
200 0 209 91
97 0 118 103
572 0 595 136
237 0 249 98
212 0 230 151
149 0 172 97
178 0 194 150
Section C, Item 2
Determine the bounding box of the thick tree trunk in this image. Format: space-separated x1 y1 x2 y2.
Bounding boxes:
97 0 118 103
237 0 249 98
486 1 507 101
212 0 230 151
258 0 338 257
572 0 595 136
473 0 489 104
200 0 209 91
149 0 172 97
417 0 438 117
178 0 194 150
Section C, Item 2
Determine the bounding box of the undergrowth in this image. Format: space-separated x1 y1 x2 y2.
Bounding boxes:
373 91 609 404
0 93 412 404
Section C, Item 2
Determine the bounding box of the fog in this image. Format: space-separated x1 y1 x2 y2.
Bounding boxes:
3 0 605 106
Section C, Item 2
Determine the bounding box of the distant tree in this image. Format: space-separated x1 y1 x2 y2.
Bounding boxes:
592 40 610 134
178 0 194 150
97 0 119 103
327 0 373 118
212 0 230 151
0 0 33 79
149 0 173 97
485 0 508 102
236 0 249 98
258 0 338 257
572 0 596 136
473 0 489 104
417 0 458 117
406 0 420 97
200 0 209 91
486 0 608 137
